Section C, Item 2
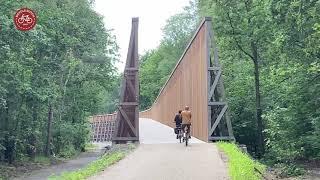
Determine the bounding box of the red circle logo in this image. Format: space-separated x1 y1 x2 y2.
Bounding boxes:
14 8 37 31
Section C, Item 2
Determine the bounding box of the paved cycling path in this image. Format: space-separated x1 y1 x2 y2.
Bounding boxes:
91 118 229 180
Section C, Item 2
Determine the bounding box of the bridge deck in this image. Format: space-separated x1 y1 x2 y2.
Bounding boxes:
91 118 229 180
139 118 204 144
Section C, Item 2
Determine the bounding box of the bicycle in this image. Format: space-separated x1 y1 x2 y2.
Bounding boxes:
18 15 33 24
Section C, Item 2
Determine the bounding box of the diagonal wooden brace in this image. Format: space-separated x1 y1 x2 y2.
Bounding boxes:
209 104 228 136
118 107 137 136
208 69 222 101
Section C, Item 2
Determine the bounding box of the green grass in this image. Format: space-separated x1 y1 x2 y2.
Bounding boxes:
49 152 125 180
84 143 98 152
34 156 51 165
217 142 266 180
0 155 56 179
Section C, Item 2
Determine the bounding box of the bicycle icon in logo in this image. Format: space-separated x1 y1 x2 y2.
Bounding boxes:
17 14 33 24
14 8 37 31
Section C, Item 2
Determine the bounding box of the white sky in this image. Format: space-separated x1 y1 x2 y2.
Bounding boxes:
93 0 190 71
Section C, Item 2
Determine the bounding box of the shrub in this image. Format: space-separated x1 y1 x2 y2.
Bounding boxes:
274 163 306 177
52 122 90 158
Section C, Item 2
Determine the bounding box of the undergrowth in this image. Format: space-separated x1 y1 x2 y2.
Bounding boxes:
273 163 306 177
217 142 266 180
33 155 52 165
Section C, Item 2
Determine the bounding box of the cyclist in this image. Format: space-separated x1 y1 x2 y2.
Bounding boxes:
181 106 192 139
174 110 182 139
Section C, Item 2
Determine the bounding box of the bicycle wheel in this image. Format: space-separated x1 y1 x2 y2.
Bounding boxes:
185 134 188 146
18 18 24 24
182 132 185 142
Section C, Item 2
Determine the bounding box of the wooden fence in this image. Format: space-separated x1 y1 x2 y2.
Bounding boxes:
89 113 116 142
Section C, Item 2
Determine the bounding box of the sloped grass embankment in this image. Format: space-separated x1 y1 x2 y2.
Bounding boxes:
217 142 266 180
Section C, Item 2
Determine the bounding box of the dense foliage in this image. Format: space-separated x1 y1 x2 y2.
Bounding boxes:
0 0 119 163
139 0 320 172
199 0 320 163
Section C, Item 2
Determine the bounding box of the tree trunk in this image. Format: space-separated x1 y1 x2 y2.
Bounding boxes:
45 103 53 157
3 102 15 163
251 41 264 157
29 101 38 160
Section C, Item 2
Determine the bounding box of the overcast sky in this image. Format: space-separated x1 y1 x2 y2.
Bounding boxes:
93 0 189 71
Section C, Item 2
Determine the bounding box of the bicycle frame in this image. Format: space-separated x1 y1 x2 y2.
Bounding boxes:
182 125 190 146
178 128 183 143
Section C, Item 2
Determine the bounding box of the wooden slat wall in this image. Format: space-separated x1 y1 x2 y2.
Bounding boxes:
140 18 210 142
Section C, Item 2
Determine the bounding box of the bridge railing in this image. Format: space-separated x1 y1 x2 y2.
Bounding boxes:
89 113 117 142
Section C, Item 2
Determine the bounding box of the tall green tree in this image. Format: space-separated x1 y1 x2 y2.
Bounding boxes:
199 0 320 164
0 0 119 163
199 0 273 156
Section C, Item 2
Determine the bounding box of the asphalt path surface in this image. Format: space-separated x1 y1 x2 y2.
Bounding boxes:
91 118 229 180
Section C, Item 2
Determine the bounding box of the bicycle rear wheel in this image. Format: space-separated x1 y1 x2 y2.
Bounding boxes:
185 134 188 146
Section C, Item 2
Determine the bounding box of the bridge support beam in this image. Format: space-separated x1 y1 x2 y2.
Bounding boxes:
113 18 139 143
206 18 235 141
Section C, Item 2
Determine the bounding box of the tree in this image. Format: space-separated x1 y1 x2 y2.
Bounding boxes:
199 0 273 157
199 0 320 166
0 0 119 163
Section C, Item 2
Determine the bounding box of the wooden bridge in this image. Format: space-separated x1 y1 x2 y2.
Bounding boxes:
90 17 234 143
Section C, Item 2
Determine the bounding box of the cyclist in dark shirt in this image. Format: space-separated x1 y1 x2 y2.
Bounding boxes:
174 110 182 139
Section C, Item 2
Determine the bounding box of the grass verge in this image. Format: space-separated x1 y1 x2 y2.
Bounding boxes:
217 142 266 180
49 151 125 180
84 143 98 152
0 155 59 179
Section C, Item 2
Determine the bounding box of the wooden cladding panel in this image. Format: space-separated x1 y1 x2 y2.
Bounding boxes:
140 20 209 142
